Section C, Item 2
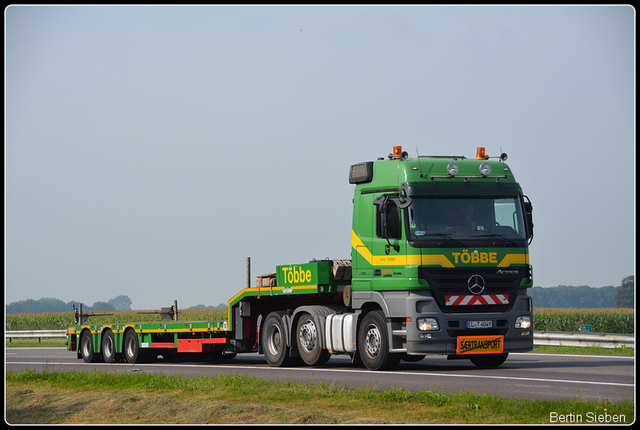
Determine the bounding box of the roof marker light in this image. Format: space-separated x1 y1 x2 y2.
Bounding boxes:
393 146 402 158
390 146 409 160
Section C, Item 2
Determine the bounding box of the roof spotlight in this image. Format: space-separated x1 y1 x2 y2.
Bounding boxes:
447 162 459 176
479 162 492 176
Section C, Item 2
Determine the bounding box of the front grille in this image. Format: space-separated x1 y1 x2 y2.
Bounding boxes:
420 267 526 313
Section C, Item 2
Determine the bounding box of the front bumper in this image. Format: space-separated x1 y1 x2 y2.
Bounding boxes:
403 290 533 355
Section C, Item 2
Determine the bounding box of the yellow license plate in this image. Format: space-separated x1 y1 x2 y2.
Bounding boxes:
456 335 504 355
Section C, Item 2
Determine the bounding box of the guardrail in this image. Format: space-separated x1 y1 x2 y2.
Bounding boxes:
5 330 635 349
533 332 634 349
6 330 67 343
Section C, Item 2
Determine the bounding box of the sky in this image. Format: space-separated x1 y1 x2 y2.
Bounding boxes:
5 5 635 310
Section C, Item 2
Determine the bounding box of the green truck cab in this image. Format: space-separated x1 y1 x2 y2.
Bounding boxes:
347 146 534 369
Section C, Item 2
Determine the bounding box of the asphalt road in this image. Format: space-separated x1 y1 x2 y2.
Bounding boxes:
5 347 634 402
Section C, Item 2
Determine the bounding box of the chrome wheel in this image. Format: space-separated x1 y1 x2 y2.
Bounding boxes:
298 319 317 353
364 324 382 358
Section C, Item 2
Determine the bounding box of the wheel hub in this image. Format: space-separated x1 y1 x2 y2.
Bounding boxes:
267 326 283 356
298 320 317 352
365 326 381 357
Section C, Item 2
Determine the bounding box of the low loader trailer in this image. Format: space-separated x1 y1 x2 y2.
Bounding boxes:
68 146 535 370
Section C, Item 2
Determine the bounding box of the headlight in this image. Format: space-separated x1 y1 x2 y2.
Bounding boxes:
417 317 439 331
515 315 531 329
479 162 492 176
447 162 459 176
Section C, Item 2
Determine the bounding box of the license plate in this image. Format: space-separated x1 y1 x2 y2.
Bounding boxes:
457 335 504 355
466 320 492 329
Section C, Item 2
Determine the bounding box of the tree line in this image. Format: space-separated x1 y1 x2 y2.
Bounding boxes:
530 276 633 308
6 295 133 314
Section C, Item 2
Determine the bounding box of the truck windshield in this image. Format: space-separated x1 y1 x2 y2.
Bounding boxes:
407 197 527 246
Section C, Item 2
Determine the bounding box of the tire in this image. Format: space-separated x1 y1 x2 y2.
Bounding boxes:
80 330 102 363
101 329 118 363
123 329 146 364
470 353 508 368
296 313 330 366
262 312 292 367
357 310 400 371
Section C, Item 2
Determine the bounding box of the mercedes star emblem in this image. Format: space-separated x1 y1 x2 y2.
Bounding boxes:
468 274 485 295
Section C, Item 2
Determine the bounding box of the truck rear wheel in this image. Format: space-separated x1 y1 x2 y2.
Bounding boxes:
101 329 118 363
358 310 400 371
123 329 146 364
296 313 330 366
262 312 292 367
80 330 102 363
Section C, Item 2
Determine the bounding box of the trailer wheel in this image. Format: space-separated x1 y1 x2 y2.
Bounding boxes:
80 330 102 363
262 312 292 367
357 310 400 371
470 353 508 368
296 313 330 366
101 329 118 363
123 329 146 364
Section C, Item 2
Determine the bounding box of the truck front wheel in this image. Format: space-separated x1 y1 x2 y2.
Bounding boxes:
262 312 292 367
358 310 400 371
296 313 330 366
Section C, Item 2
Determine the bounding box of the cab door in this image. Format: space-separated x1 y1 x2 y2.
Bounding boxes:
370 194 409 291
351 191 374 291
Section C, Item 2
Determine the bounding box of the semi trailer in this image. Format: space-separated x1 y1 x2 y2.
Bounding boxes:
68 146 534 370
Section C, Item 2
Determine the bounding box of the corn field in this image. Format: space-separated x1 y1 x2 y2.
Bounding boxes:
533 308 634 334
6 308 228 331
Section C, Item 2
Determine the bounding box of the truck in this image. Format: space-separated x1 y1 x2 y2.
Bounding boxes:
68 146 534 371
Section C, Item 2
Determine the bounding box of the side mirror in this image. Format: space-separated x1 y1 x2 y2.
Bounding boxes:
523 195 534 243
373 194 406 252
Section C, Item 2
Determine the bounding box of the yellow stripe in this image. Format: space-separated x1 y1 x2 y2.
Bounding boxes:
352 230 455 268
352 230 373 264
419 254 455 268
498 254 529 267
139 328 215 333
352 231 529 269
229 284 313 304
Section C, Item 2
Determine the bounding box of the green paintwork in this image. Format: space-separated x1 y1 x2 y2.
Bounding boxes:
350 152 533 292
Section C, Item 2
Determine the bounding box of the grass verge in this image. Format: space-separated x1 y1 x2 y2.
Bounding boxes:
6 338 67 348
532 345 634 356
5 369 634 424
